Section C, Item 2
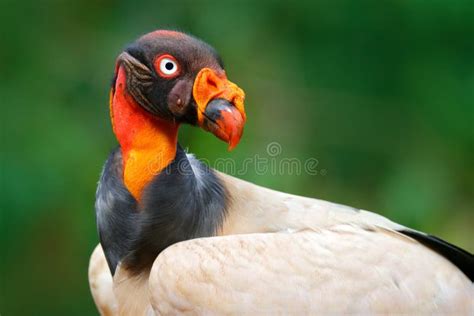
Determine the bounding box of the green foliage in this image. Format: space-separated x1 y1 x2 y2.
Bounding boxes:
1 0 473 314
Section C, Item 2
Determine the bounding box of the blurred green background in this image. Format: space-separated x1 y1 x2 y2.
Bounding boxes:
1 0 473 314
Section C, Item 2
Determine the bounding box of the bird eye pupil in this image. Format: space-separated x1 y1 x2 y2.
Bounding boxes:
157 56 179 77
165 62 174 71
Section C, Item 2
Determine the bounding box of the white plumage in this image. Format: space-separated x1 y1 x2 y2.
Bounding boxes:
89 171 474 315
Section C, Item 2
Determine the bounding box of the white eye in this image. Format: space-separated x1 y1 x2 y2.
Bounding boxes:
159 58 178 76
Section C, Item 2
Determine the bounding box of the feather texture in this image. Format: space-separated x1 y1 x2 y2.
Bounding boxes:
150 230 474 315
90 170 474 315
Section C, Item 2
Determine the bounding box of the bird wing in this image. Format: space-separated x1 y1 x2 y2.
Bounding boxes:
89 171 473 314
150 228 474 315
217 172 474 280
88 245 118 316
89 227 474 315
89 245 153 315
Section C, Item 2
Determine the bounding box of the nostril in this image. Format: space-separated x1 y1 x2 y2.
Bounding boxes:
206 76 219 89
203 69 225 91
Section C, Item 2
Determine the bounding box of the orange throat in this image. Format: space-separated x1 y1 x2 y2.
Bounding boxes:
111 66 179 201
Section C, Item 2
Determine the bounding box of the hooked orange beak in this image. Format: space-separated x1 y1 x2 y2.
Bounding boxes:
193 68 246 150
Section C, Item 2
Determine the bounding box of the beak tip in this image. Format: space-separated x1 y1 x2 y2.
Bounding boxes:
227 124 244 151
227 142 237 151
201 99 245 150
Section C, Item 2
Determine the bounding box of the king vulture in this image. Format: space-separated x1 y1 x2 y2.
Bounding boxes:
89 30 474 315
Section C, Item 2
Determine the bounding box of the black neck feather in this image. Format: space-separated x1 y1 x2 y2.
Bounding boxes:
95 145 229 275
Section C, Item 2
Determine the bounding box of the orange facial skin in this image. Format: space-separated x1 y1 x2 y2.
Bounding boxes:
110 66 178 201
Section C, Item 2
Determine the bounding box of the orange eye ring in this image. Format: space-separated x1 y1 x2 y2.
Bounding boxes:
154 54 180 78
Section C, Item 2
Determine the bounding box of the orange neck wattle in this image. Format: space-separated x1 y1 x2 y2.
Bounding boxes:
110 66 179 201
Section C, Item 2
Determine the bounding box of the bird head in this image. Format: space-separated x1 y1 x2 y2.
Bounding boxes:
110 30 246 150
